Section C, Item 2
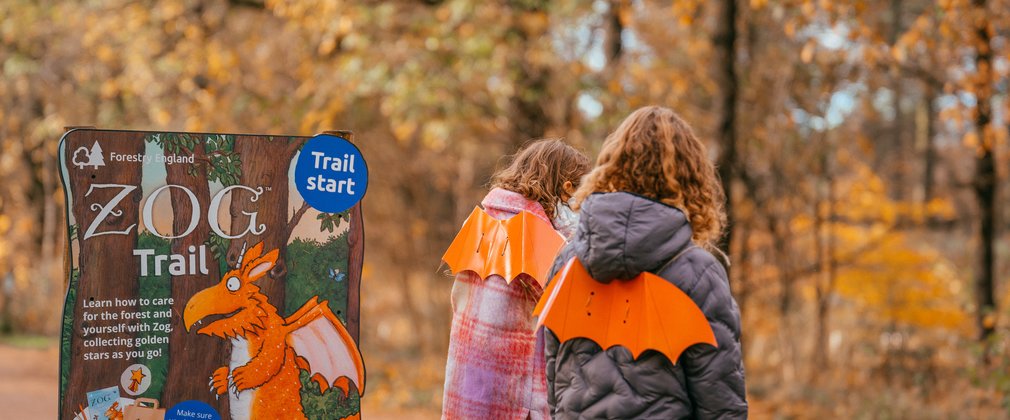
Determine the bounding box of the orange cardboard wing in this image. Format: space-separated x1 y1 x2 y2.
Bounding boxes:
534 257 717 363
442 206 565 287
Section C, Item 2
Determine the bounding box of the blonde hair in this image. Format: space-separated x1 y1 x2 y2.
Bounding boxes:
573 106 726 249
491 139 590 220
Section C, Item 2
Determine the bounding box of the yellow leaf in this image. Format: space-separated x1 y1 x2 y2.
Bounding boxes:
784 21 797 38
318 35 337 56
801 41 816 63
392 120 417 142
963 131 978 148
891 46 906 63
983 313 996 329
802 1 816 17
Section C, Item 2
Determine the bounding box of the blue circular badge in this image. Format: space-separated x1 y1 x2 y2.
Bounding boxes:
165 400 220 420
294 134 368 213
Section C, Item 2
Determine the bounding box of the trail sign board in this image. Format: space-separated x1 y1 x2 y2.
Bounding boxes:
58 129 367 420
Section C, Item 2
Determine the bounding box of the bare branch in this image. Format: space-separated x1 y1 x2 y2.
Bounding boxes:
285 201 312 241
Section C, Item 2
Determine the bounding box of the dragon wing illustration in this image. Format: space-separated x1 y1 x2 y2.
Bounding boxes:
285 297 366 396
442 206 565 287
534 257 717 363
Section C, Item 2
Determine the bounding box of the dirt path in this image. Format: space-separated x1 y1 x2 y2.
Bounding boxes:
0 340 438 420
0 341 59 419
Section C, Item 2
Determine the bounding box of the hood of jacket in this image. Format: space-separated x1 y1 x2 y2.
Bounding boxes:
572 192 694 281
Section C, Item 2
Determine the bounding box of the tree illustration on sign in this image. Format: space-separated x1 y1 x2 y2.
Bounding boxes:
89 142 105 167
61 131 143 420
145 132 240 415
71 141 105 169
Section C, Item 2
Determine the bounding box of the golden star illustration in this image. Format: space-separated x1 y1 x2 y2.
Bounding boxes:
128 367 146 392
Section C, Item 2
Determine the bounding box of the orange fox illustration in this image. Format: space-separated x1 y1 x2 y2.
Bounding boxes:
183 242 365 420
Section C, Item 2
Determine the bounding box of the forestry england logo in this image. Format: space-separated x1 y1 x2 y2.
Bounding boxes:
72 141 106 170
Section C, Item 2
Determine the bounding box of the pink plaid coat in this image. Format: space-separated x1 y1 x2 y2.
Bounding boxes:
441 188 555 420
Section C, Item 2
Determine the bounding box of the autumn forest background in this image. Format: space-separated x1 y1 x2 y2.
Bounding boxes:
1 0 1009 418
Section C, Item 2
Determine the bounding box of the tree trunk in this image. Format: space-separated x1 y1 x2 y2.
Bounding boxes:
812 149 837 381
971 0 997 343
41 143 61 332
42 151 58 269
161 140 228 414
922 84 937 203
62 131 144 419
225 136 306 315
507 0 552 149
605 0 624 63
885 0 906 200
346 202 364 342
768 212 795 382
735 218 752 355
810 160 826 380
715 0 739 268
735 165 761 358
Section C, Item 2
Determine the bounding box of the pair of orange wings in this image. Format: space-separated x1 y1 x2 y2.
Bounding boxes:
441 206 565 288
442 206 716 364
534 257 718 364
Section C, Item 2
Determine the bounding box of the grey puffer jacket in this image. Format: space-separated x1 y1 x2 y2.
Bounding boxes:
544 192 747 419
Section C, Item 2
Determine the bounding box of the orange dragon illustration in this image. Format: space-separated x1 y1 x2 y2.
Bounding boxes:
183 242 365 420
103 402 124 420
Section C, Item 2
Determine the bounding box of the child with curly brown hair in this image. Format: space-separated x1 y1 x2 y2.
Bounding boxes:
441 139 589 420
543 106 748 419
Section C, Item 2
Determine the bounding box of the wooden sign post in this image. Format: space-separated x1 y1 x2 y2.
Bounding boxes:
58 129 367 420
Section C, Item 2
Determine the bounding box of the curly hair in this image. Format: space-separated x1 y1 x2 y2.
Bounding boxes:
573 106 726 249
491 138 590 220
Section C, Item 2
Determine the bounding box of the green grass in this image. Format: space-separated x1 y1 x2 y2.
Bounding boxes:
0 334 57 349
